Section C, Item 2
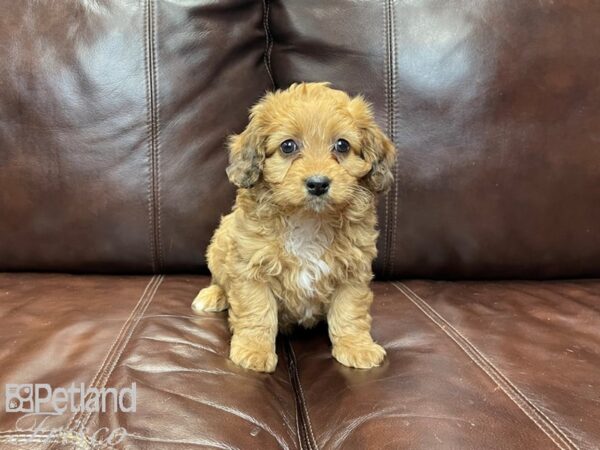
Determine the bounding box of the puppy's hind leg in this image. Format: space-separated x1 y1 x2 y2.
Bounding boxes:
192 284 228 313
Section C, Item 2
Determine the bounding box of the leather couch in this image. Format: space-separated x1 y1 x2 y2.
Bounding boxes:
0 1 598 449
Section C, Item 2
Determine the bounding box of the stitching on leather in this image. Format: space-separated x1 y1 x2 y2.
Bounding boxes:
288 342 308 450
77 275 164 434
144 0 163 273
0 436 61 449
381 0 390 278
393 282 578 450
385 0 397 278
57 275 163 444
296 360 317 449
285 340 313 450
151 0 164 272
292 368 310 450
284 339 318 450
61 275 159 434
392 282 580 450
262 0 275 89
290 345 316 450
144 0 156 273
388 0 399 277
0 430 95 449
383 0 396 278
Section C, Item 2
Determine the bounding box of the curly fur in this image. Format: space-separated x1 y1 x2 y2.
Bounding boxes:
192 83 396 372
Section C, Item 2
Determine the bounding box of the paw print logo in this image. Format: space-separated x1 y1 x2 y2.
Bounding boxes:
5 384 34 413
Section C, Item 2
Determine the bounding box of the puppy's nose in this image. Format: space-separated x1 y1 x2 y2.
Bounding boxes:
305 176 330 196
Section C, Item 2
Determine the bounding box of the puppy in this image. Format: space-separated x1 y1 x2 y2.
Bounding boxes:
192 82 396 372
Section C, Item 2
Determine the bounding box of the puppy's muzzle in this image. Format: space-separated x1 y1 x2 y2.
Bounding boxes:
305 176 330 197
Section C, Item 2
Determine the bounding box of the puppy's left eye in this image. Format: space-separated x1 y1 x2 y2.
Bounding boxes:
334 139 350 153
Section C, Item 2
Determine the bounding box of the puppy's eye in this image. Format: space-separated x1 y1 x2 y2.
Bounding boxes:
280 139 298 154
334 139 350 153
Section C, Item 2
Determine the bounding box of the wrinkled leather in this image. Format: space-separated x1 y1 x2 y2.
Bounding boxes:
1 275 598 449
270 0 600 279
0 0 269 273
287 280 600 450
0 274 297 449
402 280 600 450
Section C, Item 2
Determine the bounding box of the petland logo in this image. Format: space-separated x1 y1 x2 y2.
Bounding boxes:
5 383 137 415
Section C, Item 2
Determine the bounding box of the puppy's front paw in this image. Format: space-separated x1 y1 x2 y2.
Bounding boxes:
332 338 386 369
192 285 228 313
230 337 278 373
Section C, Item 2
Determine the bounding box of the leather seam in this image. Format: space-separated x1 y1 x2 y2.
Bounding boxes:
382 0 395 278
55 275 163 446
388 0 399 278
284 339 318 450
392 282 580 450
144 0 156 272
262 0 276 89
288 341 316 450
0 430 94 449
152 0 164 272
289 346 309 450
77 275 164 434
144 0 163 273
381 0 390 277
59 275 160 435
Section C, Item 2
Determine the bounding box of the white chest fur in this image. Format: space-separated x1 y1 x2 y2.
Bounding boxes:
283 213 332 296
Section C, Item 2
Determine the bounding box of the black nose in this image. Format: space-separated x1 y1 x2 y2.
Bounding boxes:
305 176 330 196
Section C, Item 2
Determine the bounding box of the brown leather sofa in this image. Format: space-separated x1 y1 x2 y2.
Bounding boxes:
1 1 599 449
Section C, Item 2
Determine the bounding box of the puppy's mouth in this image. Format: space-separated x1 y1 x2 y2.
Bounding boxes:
305 194 332 213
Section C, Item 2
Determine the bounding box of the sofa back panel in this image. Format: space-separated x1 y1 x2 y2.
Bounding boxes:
270 0 600 279
154 0 273 273
0 0 270 273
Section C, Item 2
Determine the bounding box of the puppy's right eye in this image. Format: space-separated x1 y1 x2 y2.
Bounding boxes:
280 139 298 154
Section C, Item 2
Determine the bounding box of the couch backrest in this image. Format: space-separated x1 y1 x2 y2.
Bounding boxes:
1 0 599 279
272 0 600 279
0 0 269 273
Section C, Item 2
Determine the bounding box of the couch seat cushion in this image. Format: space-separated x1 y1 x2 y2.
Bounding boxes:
1 274 598 449
287 280 600 450
0 274 297 449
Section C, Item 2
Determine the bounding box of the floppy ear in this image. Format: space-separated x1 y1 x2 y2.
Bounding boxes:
349 97 397 193
226 108 266 189
362 122 396 193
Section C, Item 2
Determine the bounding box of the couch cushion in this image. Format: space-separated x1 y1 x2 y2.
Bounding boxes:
286 280 600 449
0 0 271 273
0 274 297 449
1 275 599 449
270 0 600 279
396 280 600 450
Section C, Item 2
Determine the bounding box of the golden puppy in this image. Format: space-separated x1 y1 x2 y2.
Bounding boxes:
192 83 396 372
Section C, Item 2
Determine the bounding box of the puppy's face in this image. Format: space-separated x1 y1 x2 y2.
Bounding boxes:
226 83 396 213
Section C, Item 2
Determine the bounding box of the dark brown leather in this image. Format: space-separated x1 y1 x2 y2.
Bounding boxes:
287 280 600 450
0 274 297 449
400 280 600 450
1 275 598 449
0 0 270 273
2 1 599 279
270 0 600 279
2 2 600 449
